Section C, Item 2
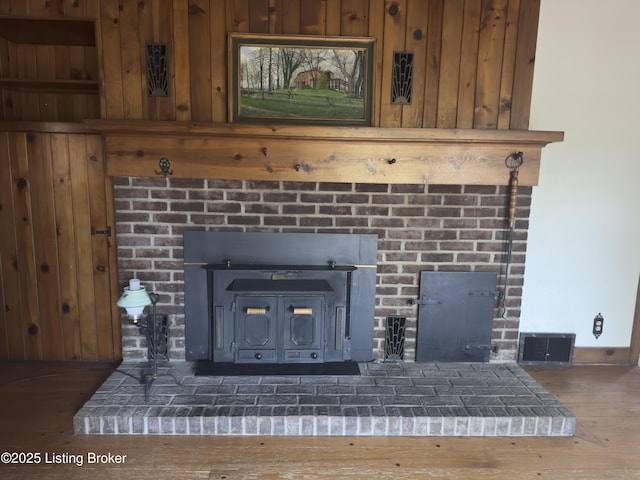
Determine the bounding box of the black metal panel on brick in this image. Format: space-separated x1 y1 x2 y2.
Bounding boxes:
415 271 498 362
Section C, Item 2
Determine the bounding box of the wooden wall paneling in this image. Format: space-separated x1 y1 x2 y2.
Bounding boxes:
378 0 406 128
249 0 270 33
50 133 82 360
340 0 368 37
324 0 341 36
0 132 25 359
422 0 443 128
68 134 98 360
509 0 539 130
496 0 520 129
173 0 191 120
8 40 21 120
473 0 508 129
135 0 154 120
401 0 428 128
211 0 228 121
8 133 42 359
35 45 56 121
367 0 384 127
280 0 301 34
16 44 41 120
268 0 282 33
85 134 117 360
28 0 54 16
119 0 145 119
299 0 326 35
226 0 250 33
53 45 76 121
436 0 463 128
58 0 86 122
188 0 213 122
455 0 481 129
27 132 65 360
100 0 125 119
85 0 107 119
0 36 12 120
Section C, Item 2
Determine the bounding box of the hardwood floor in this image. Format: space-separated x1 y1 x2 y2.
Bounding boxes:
0 361 638 479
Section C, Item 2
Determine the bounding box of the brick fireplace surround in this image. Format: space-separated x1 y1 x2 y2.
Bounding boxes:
73 177 578 438
113 177 531 363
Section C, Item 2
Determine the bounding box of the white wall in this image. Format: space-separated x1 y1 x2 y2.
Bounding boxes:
522 0 640 347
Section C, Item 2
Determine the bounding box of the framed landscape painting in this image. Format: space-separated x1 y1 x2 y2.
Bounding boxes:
229 33 375 125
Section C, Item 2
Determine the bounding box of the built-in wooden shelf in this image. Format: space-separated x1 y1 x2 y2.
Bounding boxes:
87 120 564 186
0 17 96 46
0 78 99 94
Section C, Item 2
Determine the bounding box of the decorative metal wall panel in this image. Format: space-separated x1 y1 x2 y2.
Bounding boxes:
391 51 413 105
146 43 169 96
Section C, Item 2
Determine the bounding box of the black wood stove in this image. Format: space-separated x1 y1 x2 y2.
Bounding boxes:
205 262 355 363
183 232 377 364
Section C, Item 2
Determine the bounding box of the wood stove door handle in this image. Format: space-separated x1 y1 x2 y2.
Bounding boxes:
293 307 313 315
246 307 268 315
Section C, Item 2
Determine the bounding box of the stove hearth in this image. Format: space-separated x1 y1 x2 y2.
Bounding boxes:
184 232 378 364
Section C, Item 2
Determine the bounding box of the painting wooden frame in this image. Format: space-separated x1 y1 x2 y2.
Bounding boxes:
229 33 375 125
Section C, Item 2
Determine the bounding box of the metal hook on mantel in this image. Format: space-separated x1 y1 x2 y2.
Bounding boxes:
155 157 173 177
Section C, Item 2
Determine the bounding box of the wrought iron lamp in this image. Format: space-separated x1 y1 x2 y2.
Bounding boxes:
116 278 168 400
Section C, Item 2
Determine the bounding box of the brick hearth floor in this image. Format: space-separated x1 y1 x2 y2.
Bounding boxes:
73 361 575 437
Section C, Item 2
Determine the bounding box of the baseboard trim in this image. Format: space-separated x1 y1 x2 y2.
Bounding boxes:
572 347 631 365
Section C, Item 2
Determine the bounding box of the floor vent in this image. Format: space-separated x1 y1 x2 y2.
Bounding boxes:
518 333 575 365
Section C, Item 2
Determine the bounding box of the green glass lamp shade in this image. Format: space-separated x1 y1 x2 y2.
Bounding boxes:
116 279 152 322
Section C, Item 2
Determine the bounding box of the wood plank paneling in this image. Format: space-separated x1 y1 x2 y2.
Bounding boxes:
8 133 42 359
51 133 82 360
473 0 508 129
211 0 228 120
26 133 65 359
249 0 270 33
1 0 542 128
299 0 326 35
401 0 428 128
422 0 443 128
496 0 520 129
189 0 213 121
85 133 116 360
151 0 176 120
436 0 464 128
0 130 120 361
367 0 385 128
378 0 406 128
509 0 539 129
173 0 191 120
68 134 99 360
119 0 145 119
99 0 125 119
456 0 481 129
0 132 24 359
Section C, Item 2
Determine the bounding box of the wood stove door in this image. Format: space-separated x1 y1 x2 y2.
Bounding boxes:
235 296 278 363
282 296 324 363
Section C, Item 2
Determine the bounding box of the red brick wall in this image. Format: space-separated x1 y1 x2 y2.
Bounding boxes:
114 177 531 362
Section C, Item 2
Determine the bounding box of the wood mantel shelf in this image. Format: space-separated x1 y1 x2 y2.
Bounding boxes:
86 120 564 186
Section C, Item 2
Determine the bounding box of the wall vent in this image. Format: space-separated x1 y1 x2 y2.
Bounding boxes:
518 333 575 365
